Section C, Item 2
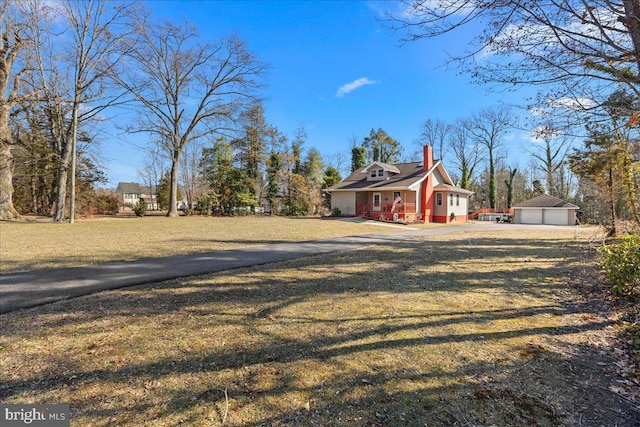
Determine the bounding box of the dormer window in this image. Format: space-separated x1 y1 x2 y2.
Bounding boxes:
363 162 399 181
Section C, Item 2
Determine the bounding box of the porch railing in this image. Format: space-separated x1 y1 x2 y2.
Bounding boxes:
356 202 417 216
468 208 514 220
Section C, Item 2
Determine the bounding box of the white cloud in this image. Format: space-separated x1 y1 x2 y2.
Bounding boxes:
548 96 597 111
336 77 378 98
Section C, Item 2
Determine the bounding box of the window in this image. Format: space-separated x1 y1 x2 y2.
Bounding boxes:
393 191 401 200
456 194 460 206
377 169 384 177
436 193 442 206
373 193 381 204
450 193 454 206
370 170 376 178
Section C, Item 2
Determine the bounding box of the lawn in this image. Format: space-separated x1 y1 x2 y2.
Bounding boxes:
0 216 406 272
1 227 633 426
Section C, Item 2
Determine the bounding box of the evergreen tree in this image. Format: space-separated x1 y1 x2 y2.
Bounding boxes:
266 151 282 214
322 166 342 209
362 128 402 163
351 147 367 172
232 102 269 204
201 140 255 215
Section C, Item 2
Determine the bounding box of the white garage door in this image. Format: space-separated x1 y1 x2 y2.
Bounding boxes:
520 209 543 224
543 209 568 225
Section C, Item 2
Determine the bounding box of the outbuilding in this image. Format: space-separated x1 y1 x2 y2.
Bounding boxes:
512 194 579 226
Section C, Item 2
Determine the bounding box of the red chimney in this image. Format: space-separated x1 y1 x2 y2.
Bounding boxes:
423 145 433 171
421 145 434 222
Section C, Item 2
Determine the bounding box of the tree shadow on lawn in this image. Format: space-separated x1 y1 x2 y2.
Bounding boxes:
2 235 637 425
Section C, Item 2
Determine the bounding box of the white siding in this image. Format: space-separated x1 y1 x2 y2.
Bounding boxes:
431 169 442 186
449 194 468 218
331 192 356 215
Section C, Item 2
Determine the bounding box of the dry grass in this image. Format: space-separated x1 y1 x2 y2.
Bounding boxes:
1 227 631 426
0 216 399 272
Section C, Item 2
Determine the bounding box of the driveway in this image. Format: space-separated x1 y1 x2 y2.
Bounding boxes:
0 222 579 314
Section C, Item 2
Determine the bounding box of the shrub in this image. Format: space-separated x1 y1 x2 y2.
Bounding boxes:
599 234 640 297
133 198 147 217
331 207 341 217
91 193 119 215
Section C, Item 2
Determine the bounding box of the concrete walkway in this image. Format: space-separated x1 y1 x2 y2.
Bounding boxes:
0 222 578 314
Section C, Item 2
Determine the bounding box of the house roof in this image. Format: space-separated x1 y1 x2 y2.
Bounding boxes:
361 161 401 174
512 194 579 209
116 182 143 194
434 183 474 195
325 160 471 194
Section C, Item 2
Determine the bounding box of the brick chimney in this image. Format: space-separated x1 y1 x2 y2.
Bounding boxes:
421 145 434 222
423 145 433 171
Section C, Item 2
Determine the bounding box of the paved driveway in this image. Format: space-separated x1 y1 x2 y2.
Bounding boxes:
0 222 579 314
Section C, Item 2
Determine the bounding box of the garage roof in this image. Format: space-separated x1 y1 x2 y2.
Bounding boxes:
513 194 579 209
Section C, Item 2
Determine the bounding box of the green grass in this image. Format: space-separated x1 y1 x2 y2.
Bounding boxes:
1 227 625 426
0 216 400 272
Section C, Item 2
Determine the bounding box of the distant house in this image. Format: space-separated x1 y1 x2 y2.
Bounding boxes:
512 194 579 225
115 182 157 210
324 146 473 223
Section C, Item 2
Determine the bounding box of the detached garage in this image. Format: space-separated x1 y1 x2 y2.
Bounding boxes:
513 194 579 226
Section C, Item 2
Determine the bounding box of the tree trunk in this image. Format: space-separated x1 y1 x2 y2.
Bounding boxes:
623 0 640 81
167 152 180 217
69 101 79 224
488 152 496 209
0 104 19 220
460 164 470 190
53 142 72 222
0 139 19 220
608 167 617 236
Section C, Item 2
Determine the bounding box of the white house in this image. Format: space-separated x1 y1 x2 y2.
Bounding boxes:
115 182 157 210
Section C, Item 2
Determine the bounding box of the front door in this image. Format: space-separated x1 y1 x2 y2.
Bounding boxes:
372 192 381 211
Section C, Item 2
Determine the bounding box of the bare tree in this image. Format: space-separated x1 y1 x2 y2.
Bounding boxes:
448 119 482 190
527 123 572 198
323 151 349 178
416 118 450 161
179 139 207 210
387 1 640 116
115 15 265 217
137 144 166 210
0 1 39 220
463 107 514 208
27 0 134 222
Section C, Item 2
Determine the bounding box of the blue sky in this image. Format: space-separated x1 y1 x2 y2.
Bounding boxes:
105 0 535 186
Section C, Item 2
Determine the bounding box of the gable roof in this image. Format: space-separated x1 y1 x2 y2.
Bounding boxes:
361 161 401 174
116 182 143 194
325 162 426 192
325 160 471 194
513 194 579 209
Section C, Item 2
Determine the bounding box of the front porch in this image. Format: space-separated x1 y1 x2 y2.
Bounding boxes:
356 202 419 222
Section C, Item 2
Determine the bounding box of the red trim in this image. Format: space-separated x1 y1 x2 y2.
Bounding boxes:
433 215 469 223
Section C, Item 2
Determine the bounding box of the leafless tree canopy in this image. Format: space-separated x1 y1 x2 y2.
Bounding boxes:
115 14 267 216
387 1 640 111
